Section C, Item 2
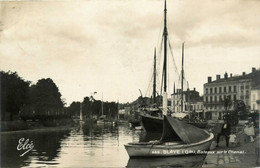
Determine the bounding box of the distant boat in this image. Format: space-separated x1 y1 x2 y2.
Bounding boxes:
96 93 115 125
124 116 214 157
96 115 115 125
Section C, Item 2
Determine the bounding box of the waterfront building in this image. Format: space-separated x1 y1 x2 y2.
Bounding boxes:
203 67 260 120
250 86 260 112
171 88 203 114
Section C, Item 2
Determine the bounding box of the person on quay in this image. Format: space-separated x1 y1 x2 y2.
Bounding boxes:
229 129 237 147
244 119 255 142
216 119 231 147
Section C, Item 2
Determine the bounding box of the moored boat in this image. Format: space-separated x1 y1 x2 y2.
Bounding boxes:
97 115 115 125
124 116 214 157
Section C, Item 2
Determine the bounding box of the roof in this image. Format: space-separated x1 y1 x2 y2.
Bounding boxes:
205 70 260 85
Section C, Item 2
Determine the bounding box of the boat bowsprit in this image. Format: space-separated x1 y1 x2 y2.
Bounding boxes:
124 116 214 157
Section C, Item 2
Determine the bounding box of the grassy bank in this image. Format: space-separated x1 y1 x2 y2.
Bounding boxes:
1 119 75 132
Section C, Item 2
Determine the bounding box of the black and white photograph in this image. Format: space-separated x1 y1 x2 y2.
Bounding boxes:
0 0 260 167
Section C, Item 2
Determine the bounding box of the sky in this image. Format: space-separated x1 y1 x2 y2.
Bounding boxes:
0 0 260 106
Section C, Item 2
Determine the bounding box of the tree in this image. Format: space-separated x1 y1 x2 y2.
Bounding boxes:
30 78 64 118
67 101 81 117
1 71 30 121
82 96 92 117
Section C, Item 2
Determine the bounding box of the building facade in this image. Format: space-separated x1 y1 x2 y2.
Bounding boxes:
171 88 203 114
203 67 260 120
250 86 260 112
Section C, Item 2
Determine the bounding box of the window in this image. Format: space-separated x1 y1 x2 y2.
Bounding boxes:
219 87 222 93
224 87 226 93
234 95 237 101
234 86 237 92
227 95 231 100
246 85 249 89
219 95 222 101
206 96 208 102
210 96 212 103
224 95 226 100
210 88 213 94
215 87 217 93
240 95 244 99
229 86 232 92
206 88 208 94
214 96 217 102
241 85 244 89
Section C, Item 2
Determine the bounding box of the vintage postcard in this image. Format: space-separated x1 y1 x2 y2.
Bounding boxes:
0 0 259 167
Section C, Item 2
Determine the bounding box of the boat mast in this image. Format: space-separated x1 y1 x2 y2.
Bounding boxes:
187 81 190 113
102 92 103 116
162 0 168 115
153 48 157 103
181 42 184 112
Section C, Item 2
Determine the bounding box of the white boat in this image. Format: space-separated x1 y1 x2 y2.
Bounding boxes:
124 116 214 157
97 115 115 125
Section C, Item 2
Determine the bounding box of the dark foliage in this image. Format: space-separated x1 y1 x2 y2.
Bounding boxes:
1 71 30 121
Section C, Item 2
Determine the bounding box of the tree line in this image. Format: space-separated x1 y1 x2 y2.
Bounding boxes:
0 71 118 121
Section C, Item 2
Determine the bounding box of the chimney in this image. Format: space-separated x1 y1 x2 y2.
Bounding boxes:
230 73 232 77
224 72 228 79
216 75 221 80
242 72 246 76
193 88 196 91
252 67 256 73
208 76 212 83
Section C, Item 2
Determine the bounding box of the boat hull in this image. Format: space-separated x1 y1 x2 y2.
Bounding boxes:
125 133 214 157
140 114 163 133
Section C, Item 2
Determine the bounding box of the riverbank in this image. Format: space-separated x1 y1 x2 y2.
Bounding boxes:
203 137 259 167
1 119 75 132
0 125 73 135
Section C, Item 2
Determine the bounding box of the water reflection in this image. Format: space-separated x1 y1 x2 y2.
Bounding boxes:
1 123 207 168
1 128 70 168
127 155 206 168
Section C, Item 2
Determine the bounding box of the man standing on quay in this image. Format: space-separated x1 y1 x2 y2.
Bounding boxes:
216 119 231 147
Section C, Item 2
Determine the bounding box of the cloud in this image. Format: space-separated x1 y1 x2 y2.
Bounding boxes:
0 0 259 104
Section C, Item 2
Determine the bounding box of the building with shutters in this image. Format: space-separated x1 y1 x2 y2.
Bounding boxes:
203 67 260 120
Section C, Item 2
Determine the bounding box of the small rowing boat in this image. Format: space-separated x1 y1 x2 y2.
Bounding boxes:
124 116 214 157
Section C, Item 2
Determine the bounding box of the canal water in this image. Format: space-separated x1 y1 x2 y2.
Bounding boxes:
1 123 206 168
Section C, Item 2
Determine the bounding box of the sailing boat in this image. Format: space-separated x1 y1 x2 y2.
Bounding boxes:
139 48 164 133
139 3 207 132
139 45 188 133
125 0 214 157
139 0 170 133
97 93 115 125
